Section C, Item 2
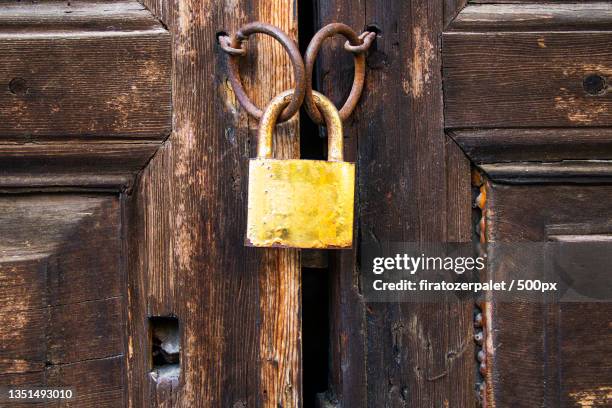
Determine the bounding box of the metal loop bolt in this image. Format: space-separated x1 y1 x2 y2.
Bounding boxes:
304 23 369 125
218 35 246 56
344 31 377 54
224 22 306 123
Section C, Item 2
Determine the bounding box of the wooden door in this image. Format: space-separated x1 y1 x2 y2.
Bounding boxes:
1 0 610 407
1 0 301 406
444 2 612 407
0 1 172 406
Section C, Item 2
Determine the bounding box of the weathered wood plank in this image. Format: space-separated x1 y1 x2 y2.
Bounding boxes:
49 298 123 364
0 1 171 140
0 306 47 374
0 194 126 404
314 0 474 406
446 138 472 242
0 1 163 32
0 142 160 189
129 0 301 406
47 357 126 407
444 0 468 27
484 182 612 407
443 31 612 128
451 3 612 31
480 161 612 183
0 357 125 408
248 6 301 407
470 0 601 3
450 128 612 163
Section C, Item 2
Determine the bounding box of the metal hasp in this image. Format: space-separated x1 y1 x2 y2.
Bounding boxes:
246 90 355 249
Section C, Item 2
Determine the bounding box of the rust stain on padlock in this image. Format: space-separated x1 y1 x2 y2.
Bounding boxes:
246 90 355 249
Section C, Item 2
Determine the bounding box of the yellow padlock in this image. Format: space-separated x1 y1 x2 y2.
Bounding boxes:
246 90 355 249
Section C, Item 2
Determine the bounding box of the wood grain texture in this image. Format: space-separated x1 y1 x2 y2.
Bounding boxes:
480 161 612 183
0 194 126 406
444 0 468 28
470 0 602 3
0 1 171 140
129 0 301 406
446 138 472 242
0 1 164 31
450 128 612 163
484 182 612 407
0 141 160 190
314 0 474 406
451 3 612 31
443 30 612 128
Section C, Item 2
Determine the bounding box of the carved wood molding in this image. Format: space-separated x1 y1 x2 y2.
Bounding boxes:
0 1 171 190
444 2 612 183
443 2 612 129
448 128 612 164
443 4 612 406
480 161 612 184
452 2 612 31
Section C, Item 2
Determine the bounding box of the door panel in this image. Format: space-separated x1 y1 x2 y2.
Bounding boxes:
0 194 125 406
444 2 612 407
0 0 171 139
481 183 612 407
444 4 612 128
1 0 609 406
0 1 170 406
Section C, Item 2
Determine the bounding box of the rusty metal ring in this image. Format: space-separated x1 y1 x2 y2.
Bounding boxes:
227 22 305 123
219 35 246 56
304 23 367 125
344 31 376 54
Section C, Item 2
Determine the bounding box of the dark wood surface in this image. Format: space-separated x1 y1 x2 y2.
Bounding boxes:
131 0 301 406
0 0 171 190
443 30 612 128
1 0 610 406
444 0 468 27
0 2 171 407
444 4 612 406
313 0 474 406
0 194 126 407
0 142 159 190
470 0 603 3
450 128 612 163
483 182 612 408
0 0 165 32
481 161 612 184
0 1 171 140
451 3 612 31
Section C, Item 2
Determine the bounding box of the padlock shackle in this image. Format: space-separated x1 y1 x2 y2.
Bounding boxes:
257 90 344 162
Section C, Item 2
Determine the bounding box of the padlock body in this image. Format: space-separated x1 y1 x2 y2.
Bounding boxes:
246 158 355 248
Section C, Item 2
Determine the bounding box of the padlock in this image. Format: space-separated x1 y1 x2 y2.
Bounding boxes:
246 90 355 249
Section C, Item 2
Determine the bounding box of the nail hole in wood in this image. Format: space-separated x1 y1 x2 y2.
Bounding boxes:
8 78 28 96
583 74 607 96
216 30 229 44
149 316 180 385
365 23 382 35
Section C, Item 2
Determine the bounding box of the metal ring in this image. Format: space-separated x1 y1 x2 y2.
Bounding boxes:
344 31 376 54
227 22 305 123
218 35 246 56
304 23 367 125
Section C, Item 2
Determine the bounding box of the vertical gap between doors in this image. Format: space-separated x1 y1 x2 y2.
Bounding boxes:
298 0 332 406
